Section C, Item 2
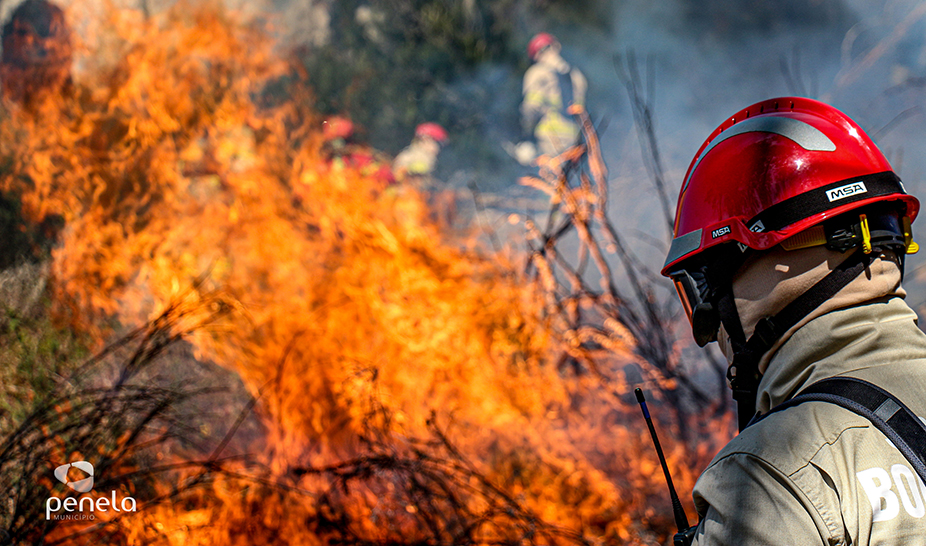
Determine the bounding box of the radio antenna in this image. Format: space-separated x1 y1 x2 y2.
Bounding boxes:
635 387 691 534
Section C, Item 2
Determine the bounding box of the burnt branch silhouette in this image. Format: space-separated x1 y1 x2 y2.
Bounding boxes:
520 101 728 444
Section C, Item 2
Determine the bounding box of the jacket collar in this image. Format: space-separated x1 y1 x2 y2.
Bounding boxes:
756 296 926 413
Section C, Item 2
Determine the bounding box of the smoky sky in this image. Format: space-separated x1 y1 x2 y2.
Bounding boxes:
606 0 921 157
442 1 926 195
524 0 926 276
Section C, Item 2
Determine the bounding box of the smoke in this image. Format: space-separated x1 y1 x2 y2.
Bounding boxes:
511 0 926 294
605 0 916 164
359 0 926 361
432 2 872 219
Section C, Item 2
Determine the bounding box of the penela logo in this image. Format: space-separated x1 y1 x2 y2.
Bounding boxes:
54 461 94 493
45 460 137 521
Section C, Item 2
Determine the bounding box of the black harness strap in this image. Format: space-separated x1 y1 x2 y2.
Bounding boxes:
752 376 926 485
557 69 576 113
719 289 758 433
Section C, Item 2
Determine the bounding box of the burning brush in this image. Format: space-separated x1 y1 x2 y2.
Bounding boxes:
0 3 731 545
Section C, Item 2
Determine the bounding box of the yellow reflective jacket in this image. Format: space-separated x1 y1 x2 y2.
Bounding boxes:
520 61 587 156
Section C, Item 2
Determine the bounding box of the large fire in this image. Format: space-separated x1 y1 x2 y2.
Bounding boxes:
0 2 731 544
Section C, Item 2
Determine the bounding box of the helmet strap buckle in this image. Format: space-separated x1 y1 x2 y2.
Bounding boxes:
859 214 872 254
903 216 920 254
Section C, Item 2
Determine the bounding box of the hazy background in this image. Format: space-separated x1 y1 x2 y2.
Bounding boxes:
267 0 926 292
5 2 926 542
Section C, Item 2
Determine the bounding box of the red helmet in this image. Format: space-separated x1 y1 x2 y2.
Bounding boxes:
665 97 921 430
415 122 448 144
527 33 557 61
662 96 918 278
323 116 354 141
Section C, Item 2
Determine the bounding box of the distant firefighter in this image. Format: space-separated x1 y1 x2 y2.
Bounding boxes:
392 122 448 188
514 33 587 164
321 116 395 187
322 116 355 144
1 0 73 104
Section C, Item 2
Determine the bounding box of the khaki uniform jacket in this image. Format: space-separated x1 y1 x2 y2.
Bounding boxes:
692 297 926 545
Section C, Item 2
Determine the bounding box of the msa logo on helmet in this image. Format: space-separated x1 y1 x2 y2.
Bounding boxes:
826 181 868 202
711 226 731 239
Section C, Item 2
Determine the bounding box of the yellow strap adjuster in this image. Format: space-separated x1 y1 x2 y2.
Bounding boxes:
859 214 872 254
904 215 920 254
781 213 918 255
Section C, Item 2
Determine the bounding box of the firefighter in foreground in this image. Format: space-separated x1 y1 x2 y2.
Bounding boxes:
512 33 587 165
662 96 926 543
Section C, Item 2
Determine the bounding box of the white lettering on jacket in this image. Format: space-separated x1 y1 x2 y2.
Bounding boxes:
893 465 926 518
857 464 926 522
858 467 900 522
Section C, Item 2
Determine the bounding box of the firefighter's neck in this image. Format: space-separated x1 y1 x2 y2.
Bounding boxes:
728 247 902 373
414 137 440 156
718 246 905 414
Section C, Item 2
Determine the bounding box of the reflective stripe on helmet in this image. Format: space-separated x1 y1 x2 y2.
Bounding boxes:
664 229 702 269
682 116 837 192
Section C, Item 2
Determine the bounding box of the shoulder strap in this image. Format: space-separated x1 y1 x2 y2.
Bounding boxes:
557 69 575 113
752 376 926 484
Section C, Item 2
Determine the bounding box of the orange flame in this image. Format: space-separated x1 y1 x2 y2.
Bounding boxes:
2 2 732 544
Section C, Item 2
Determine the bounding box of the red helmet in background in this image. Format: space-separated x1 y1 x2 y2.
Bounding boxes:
527 33 557 61
323 116 354 141
2 0 71 69
415 122 448 144
662 96 918 277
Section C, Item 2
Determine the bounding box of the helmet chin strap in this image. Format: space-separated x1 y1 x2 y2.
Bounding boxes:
717 248 880 431
716 288 755 431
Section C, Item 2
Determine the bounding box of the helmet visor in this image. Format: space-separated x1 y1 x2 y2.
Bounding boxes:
669 269 700 327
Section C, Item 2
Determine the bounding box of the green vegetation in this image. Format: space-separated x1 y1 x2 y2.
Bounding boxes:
298 0 612 173
0 264 88 431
